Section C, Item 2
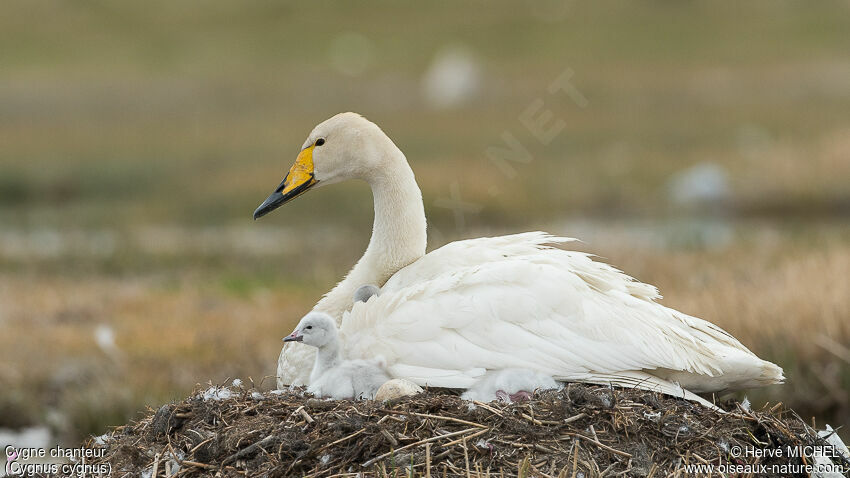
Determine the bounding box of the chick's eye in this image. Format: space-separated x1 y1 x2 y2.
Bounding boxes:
315 138 325 146
305 325 313 330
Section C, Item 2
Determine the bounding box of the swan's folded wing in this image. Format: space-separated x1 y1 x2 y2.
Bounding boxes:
341 234 782 393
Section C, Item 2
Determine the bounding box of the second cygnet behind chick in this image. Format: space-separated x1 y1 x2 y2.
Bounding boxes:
353 284 380 303
462 368 559 403
284 312 389 400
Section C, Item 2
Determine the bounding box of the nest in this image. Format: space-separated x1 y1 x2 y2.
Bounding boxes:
89 383 847 477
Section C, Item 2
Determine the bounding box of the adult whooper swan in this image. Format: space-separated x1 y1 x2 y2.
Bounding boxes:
254 112 784 404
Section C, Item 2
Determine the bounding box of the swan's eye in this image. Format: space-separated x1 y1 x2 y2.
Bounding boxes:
315 138 325 146
305 325 313 330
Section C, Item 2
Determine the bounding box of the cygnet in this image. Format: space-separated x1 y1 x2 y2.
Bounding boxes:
461 368 559 403
284 312 389 400
353 284 380 303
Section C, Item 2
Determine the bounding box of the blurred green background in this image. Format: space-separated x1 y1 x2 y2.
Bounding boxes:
1 0 849 445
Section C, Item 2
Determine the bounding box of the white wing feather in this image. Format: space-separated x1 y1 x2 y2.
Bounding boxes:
340 232 783 400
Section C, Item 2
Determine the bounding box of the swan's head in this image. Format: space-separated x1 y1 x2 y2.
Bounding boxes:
254 112 398 219
283 311 337 348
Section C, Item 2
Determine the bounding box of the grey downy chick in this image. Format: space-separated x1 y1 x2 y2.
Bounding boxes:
353 284 380 303
284 312 389 400
462 368 559 403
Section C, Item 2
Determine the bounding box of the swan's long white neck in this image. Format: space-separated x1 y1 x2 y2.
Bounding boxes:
314 145 427 321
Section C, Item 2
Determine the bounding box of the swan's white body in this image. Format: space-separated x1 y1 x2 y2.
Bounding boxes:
462 368 559 403
340 232 782 398
263 113 784 404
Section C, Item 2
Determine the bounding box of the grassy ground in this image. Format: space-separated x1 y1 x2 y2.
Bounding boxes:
1 1 848 443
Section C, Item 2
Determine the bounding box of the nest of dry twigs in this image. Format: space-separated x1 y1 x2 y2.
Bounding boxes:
88 383 846 477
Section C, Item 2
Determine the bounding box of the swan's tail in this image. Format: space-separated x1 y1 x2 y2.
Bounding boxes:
651 343 785 393
559 371 721 410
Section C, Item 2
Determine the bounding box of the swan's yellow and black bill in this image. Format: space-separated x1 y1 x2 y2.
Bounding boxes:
253 146 318 219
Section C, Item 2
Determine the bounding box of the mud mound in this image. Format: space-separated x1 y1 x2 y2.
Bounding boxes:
88 383 848 477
